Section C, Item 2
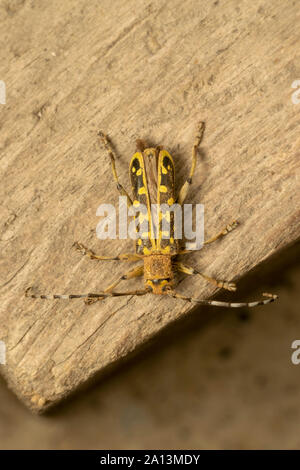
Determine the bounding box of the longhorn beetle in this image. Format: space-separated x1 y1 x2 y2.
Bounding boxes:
26 122 278 308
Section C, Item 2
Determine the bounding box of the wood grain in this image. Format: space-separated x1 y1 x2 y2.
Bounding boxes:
0 0 299 412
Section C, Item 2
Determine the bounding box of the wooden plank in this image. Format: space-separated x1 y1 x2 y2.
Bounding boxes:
0 0 299 412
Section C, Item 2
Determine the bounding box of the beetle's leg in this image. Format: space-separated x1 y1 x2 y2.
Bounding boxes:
98 131 133 208
177 121 205 205
103 264 144 293
25 286 149 302
174 261 236 291
167 290 278 308
203 220 239 245
177 220 239 254
73 241 142 262
85 264 144 304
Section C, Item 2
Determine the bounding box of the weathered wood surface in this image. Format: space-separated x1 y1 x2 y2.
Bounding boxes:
0 0 299 412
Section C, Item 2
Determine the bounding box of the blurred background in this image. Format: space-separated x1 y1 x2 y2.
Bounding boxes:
0 242 299 449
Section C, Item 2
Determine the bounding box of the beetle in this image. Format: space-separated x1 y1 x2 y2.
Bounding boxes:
26 123 277 308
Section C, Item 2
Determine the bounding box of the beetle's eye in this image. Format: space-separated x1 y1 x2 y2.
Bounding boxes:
162 284 171 292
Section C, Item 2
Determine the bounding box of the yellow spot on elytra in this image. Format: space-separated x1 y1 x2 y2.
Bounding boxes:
161 212 170 222
138 239 142 245
167 165 171 170
136 168 142 176
138 187 146 195
132 166 136 173
161 166 168 174
139 213 149 223
133 200 140 207
160 185 167 193
167 197 174 205
161 231 170 238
